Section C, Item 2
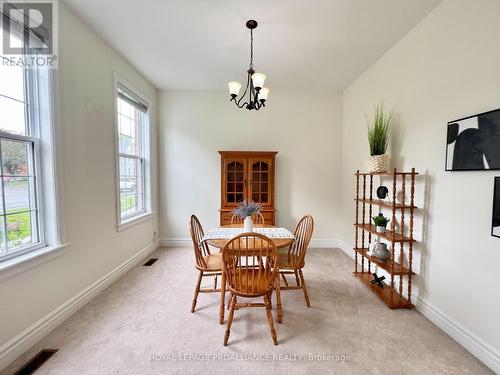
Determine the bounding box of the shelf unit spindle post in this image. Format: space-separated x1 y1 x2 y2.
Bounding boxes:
368 175 373 273
408 168 416 304
399 175 406 295
355 171 360 274
390 169 397 303
361 175 367 273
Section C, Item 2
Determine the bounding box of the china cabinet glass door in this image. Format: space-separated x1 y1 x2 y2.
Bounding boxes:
224 160 246 205
249 159 272 207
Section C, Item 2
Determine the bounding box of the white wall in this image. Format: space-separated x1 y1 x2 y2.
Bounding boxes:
339 0 500 370
2 0 499 372
158 90 342 241
0 2 158 369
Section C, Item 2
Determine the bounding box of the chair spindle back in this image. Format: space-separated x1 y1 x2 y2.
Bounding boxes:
189 215 211 269
289 215 314 267
222 233 277 296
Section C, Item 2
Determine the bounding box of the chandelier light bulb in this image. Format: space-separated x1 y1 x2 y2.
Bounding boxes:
251 73 266 90
259 87 270 101
228 81 242 97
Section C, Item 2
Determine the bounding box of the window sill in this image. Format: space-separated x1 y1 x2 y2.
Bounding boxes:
117 212 153 232
0 243 70 282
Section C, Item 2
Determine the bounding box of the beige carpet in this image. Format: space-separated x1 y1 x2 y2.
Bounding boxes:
3 248 492 375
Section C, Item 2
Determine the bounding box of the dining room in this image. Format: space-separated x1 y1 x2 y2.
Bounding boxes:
1 0 500 374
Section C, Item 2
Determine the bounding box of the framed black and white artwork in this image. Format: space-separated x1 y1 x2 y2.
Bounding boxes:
493 177 500 238
446 108 500 171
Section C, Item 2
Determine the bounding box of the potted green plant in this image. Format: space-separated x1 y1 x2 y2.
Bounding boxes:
372 213 390 233
233 201 262 232
367 103 393 173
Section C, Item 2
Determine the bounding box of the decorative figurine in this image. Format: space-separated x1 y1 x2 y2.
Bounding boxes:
377 186 389 200
371 273 386 288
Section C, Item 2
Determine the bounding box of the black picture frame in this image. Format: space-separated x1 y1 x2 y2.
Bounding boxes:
493 177 500 238
445 108 500 171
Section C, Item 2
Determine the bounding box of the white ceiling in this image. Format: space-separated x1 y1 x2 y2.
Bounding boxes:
64 0 442 91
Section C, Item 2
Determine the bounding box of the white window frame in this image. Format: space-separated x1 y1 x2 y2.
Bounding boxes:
113 74 152 231
0 65 66 270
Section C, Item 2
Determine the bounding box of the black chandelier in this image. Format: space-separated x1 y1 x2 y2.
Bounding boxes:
228 20 269 111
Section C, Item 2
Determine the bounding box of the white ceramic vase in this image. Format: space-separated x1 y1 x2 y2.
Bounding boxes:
243 216 254 232
368 154 390 173
376 226 386 233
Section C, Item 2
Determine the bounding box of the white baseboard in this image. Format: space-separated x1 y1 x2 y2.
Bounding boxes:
416 296 500 373
0 240 160 372
309 239 341 248
159 238 191 247
336 239 500 374
159 237 343 249
331 238 354 256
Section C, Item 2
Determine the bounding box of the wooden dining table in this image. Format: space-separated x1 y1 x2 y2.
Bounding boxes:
205 224 295 249
203 224 295 325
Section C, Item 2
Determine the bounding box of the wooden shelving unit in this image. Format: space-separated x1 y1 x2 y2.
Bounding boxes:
353 168 418 309
353 248 414 276
354 224 413 242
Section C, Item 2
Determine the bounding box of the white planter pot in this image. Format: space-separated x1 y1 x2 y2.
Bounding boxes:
376 226 386 233
368 154 390 173
243 216 254 232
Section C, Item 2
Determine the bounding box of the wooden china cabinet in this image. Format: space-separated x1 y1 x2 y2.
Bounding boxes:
219 151 277 225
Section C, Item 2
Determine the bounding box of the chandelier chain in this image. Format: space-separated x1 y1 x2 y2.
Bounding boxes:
249 29 254 69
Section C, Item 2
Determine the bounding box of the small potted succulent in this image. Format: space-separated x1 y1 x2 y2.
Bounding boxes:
372 213 390 233
233 201 262 232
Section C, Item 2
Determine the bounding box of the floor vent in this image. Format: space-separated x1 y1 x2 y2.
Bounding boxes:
143 258 158 266
14 349 58 375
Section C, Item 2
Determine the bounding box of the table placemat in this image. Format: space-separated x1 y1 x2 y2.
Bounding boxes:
203 227 295 241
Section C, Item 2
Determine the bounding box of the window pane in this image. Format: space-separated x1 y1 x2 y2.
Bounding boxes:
118 114 135 154
117 97 145 157
4 176 34 212
0 65 25 102
0 96 27 135
2 139 32 176
133 108 144 157
0 138 39 255
119 156 144 219
0 179 4 214
118 97 132 118
0 224 5 253
6 210 35 250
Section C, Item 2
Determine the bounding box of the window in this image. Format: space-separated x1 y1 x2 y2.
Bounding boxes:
0 61 58 260
115 80 151 226
0 61 43 259
0 20 62 265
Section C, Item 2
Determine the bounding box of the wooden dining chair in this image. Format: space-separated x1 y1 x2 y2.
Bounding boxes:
230 212 265 225
222 233 279 346
278 215 314 307
189 215 223 313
